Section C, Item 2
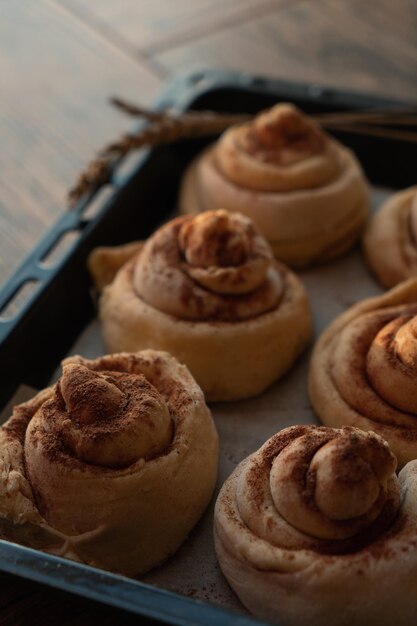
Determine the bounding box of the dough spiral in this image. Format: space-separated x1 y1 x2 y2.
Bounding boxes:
309 278 417 467
93 210 312 401
215 424 417 626
364 186 417 287
133 209 283 322
179 103 369 267
0 350 218 575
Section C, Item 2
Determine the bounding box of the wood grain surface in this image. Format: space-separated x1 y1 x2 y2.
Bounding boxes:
2 0 417 287
1 0 417 623
59 0 288 54
0 1 161 285
155 0 417 100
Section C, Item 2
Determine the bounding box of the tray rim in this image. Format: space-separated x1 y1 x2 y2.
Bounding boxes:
0 539 265 626
0 68 414 625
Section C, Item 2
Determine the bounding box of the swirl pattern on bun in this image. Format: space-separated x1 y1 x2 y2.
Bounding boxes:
179 104 369 267
92 210 312 401
133 210 283 321
309 278 417 467
215 424 417 626
364 186 417 287
0 350 218 575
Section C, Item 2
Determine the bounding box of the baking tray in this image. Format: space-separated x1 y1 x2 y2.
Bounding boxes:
0 70 416 625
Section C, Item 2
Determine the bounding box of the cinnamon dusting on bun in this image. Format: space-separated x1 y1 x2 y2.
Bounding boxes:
213 103 340 194
132 211 284 321
239 104 326 166
0 349 219 576
24 356 181 471
234 425 399 555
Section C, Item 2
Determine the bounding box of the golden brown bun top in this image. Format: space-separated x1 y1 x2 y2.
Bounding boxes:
30 361 173 469
325 300 417 430
363 186 417 288
308 278 417 469
132 210 285 321
12 351 199 475
234 425 399 552
215 103 340 193
0 350 219 575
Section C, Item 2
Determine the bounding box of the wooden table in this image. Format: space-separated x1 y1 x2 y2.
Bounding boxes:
0 0 416 622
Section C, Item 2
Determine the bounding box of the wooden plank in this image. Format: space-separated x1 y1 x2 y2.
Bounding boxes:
57 0 289 54
0 1 161 286
152 0 417 102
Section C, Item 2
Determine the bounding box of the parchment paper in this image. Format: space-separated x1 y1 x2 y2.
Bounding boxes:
1 187 390 614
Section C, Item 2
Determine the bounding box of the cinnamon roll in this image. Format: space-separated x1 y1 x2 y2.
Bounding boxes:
179 104 369 267
364 186 417 287
309 278 417 467
91 210 312 401
215 424 417 626
0 350 218 575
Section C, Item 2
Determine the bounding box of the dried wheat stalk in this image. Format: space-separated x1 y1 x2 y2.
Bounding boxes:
68 103 249 206
68 97 417 207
